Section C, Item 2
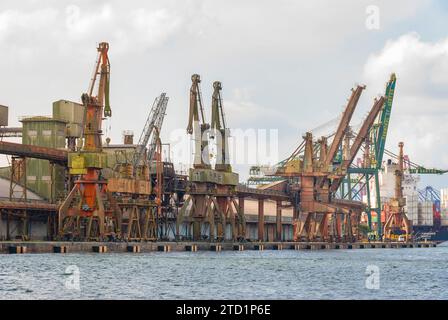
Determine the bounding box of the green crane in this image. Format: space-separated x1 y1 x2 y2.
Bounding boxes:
343 74 397 237
372 73 396 169
408 167 448 174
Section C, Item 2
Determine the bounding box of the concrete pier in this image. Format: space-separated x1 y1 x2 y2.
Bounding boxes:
210 244 222 252
0 241 437 254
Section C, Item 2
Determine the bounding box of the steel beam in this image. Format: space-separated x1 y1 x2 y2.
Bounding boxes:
0 141 67 164
258 198 264 241
276 200 282 241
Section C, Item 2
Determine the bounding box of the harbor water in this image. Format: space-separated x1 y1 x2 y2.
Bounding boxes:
1 243 447 300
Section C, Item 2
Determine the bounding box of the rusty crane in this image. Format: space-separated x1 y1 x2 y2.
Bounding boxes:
176 75 244 241
383 142 411 241
58 42 122 241
273 83 385 242
106 94 168 241
209 80 245 240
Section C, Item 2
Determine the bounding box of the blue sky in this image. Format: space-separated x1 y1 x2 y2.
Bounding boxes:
0 0 447 190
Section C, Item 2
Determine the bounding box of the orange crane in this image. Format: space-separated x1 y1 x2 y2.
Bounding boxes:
59 42 121 241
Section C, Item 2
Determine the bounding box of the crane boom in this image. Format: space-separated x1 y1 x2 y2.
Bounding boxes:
330 96 385 193
79 42 111 152
133 93 168 170
374 74 396 169
384 148 448 175
187 74 210 168
187 74 206 134
147 95 168 163
409 167 448 174
211 81 227 130
324 85 365 170
87 42 111 117
210 81 231 172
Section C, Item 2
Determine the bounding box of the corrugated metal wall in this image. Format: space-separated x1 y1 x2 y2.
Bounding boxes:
21 117 67 201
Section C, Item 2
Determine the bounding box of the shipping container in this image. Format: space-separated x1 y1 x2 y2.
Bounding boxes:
404 194 419 223
441 188 448 210
441 208 448 226
418 201 434 226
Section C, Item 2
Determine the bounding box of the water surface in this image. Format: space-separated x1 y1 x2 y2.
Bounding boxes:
1 244 447 299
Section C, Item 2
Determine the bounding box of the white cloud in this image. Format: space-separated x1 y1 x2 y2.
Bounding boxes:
0 0 440 181
130 8 183 48
65 4 113 36
0 8 58 37
0 8 59 65
363 32 448 169
224 88 299 130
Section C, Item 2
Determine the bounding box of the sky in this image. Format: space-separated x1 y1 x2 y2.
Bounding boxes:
0 0 447 190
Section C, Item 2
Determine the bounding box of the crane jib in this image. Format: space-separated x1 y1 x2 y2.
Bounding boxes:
104 75 111 117
375 75 396 164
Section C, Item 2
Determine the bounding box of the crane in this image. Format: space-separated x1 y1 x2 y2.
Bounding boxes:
106 93 168 242
59 42 121 241
133 93 168 173
250 84 364 186
328 96 385 193
313 96 385 241
383 142 411 241
314 84 365 215
209 80 245 240
176 75 243 242
188 74 211 168
270 86 385 242
322 85 365 171
281 131 364 242
210 81 232 173
371 74 396 169
340 74 397 236
134 94 168 241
